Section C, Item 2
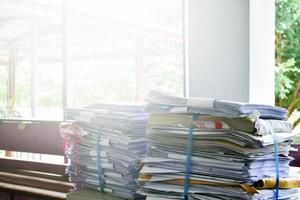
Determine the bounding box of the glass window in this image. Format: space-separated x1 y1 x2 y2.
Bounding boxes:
0 0 184 118
68 0 184 107
0 66 8 117
0 0 63 120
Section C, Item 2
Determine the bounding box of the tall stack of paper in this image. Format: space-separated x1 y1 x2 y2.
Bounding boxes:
138 90 300 200
62 104 148 199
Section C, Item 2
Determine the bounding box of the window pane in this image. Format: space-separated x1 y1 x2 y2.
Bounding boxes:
0 0 63 119
0 0 184 117
0 66 8 117
69 0 184 107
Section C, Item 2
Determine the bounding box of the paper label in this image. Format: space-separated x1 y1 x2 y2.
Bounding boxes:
187 98 215 109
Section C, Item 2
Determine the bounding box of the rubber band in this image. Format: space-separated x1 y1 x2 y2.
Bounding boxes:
267 121 279 199
96 128 105 192
184 114 197 200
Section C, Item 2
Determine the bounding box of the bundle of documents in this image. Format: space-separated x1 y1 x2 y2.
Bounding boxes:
139 90 300 200
146 90 287 119
62 104 148 199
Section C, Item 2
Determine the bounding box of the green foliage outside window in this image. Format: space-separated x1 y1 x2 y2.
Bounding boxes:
276 0 300 128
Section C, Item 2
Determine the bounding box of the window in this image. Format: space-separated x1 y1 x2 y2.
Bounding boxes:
0 0 184 120
0 66 8 117
0 0 63 120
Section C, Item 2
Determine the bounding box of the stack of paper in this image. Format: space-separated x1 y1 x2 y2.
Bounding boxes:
139 90 300 200
146 90 287 119
62 104 148 199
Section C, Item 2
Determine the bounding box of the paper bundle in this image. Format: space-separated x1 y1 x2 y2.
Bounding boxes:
62 104 148 199
146 90 287 119
138 90 300 200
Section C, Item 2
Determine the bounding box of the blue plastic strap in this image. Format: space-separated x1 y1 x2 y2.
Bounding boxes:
268 121 279 200
184 114 197 200
96 129 105 192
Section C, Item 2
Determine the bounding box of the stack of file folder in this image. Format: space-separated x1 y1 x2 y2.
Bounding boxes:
62 104 148 199
138 90 300 199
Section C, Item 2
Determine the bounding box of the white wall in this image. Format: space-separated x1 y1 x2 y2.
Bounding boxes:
186 0 275 105
249 0 275 104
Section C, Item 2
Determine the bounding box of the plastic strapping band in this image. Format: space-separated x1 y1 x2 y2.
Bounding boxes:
267 121 279 199
184 114 197 200
96 129 105 192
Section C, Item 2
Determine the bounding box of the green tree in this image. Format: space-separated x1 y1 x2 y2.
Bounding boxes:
276 0 300 127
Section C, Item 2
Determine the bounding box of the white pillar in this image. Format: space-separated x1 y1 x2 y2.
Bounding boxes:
31 21 39 117
249 0 275 105
186 0 275 105
62 0 73 109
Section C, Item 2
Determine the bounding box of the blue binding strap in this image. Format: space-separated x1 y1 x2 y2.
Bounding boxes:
184 114 197 200
96 129 105 192
267 121 279 200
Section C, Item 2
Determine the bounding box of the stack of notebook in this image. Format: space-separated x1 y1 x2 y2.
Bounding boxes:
62 104 148 199
138 90 300 200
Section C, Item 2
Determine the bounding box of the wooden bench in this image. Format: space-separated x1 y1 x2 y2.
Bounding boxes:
0 120 73 200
